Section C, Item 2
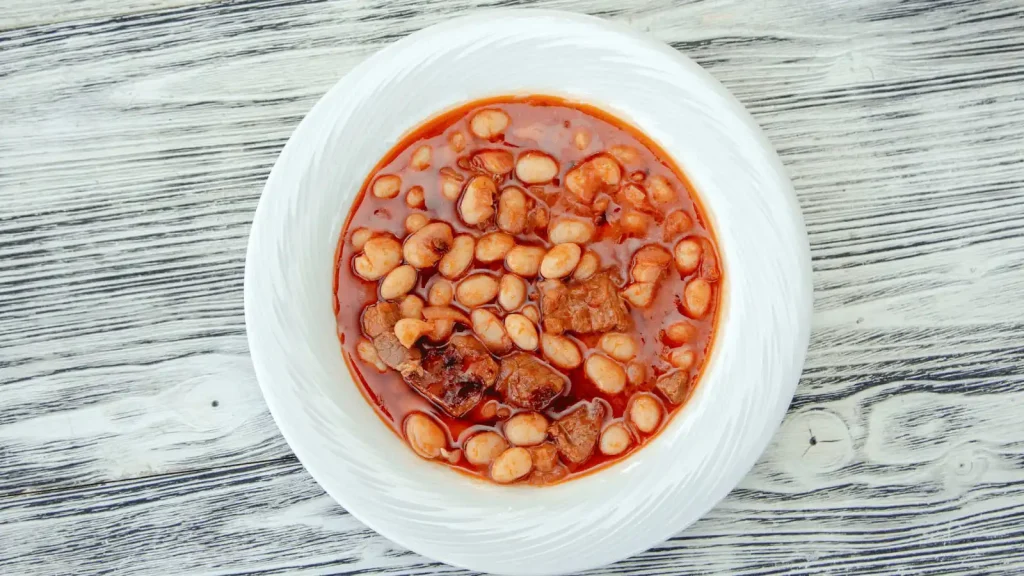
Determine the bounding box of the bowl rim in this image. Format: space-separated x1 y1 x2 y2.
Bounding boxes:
245 8 812 575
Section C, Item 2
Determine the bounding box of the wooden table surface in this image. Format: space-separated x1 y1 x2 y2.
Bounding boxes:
3 0 1024 574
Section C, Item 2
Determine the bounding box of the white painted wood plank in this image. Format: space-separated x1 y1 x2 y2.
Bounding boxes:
0 0 1023 573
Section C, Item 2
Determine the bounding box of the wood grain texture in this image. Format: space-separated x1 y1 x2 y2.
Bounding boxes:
2 0 1023 573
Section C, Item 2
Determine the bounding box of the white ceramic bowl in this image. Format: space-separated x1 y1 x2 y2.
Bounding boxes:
245 9 811 576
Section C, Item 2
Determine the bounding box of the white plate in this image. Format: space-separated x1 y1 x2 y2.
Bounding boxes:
244 9 811 576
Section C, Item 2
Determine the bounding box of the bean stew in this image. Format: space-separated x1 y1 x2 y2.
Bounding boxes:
334 95 722 485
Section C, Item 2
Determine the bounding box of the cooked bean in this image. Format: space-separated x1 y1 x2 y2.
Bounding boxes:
505 313 539 351
608 145 640 165
540 243 581 279
667 347 697 370
459 175 496 225
631 245 672 283
471 309 512 353
440 448 461 464
380 265 417 300
573 251 600 280
619 183 650 211
664 321 698 344
521 304 540 324
630 170 645 182
573 129 591 150
664 210 693 240
548 217 595 245
405 213 428 234
621 282 656 308
464 431 508 466
403 222 453 269
699 238 721 281
541 333 582 369
439 168 464 201
438 234 475 279
470 109 510 140
410 145 432 170
505 245 546 277
448 131 467 152
351 227 374 251
515 151 559 184
504 412 548 446
428 318 455 342
598 333 638 362
497 186 528 234
354 236 402 280
490 446 532 483
591 154 622 186
565 154 621 204
399 294 425 319
394 318 433 348
648 174 677 204
585 354 627 394
473 149 514 175
405 186 426 209
629 394 662 433
620 211 651 236
422 305 470 325
498 274 527 311
405 412 446 459
674 237 702 274
683 278 713 318
599 422 632 456
456 274 500 307
475 231 515 263
427 279 454 306
356 338 387 373
626 361 646 386
372 174 401 199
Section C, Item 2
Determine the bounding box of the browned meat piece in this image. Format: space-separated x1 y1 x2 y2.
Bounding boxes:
538 272 631 335
362 301 401 338
404 335 499 417
548 401 605 464
496 353 567 410
529 442 559 472
656 370 692 405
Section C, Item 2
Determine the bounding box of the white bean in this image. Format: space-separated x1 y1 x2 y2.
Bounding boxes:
674 237 702 274
422 305 471 326
591 154 622 185
475 232 515 263
497 186 528 234
505 245 546 277
664 321 697 344
629 394 663 433
405 213 428 234
438 234 475 279
683 278 713 318
548 218 595 245
540 243 581 279
427 279 454 306
459 175 496 225
504 314 539 351
608 145 640 165
521 304 540 324
598 333 638 362
489 446 532 483
410 145 432 170
428 318 454 342
471 309 512 353
372 174 401 199
541 333 582 370
621 282 656 308
498 274 527 311
354 236 402 280
667 347 697 370
585 354 627 394
573 251 600 280
664 210 693 240
456 274 500 307
648 175 677 204
380 265 417 300
504 412 548 446
470 109 510 140
440 168 464 201
515 151 559 184
448 131 467 152
599 422 632 456
631 245 672 283
573 129 591 150
626 361 646 386
621 210 651 236
473 150 514 175
405 185 425 209
405 413 447 459
351 227 373 250
403 222 453 269
356 338 387 373
464 431 508 466
399 295 425 319
394 318 433 348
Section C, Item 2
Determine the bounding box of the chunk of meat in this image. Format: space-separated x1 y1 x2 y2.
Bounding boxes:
361 302 401 338
656 370 692 405
496 353 567 410
538 272 631 335
404 335 499 417
361 302 421 371
548 401 605 464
